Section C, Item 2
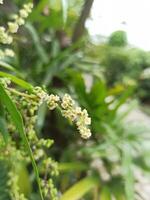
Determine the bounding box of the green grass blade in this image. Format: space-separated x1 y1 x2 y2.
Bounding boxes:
0 117 9 143
36 102 47 135
100 186 111 200
30 0 48 22
0 116 9 144
58 162 88 172
0 160 11 200
0 61 16 72
122 145 134 200
25 23 49 64
0 83 44 200
0 101 9 143
61 0 68 24
0 61 23 77
0 71 33 90
60 176 99 200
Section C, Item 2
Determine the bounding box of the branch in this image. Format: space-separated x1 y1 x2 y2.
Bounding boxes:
72 0 94 43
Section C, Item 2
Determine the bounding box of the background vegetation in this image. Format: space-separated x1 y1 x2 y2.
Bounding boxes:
0 0 150 200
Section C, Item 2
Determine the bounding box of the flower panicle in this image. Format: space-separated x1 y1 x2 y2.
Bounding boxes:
33 88 92 139
0 2 33 59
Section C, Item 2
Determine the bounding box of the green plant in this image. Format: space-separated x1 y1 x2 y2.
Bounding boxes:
1 1 150 200
108 30 127 47
0 1 91 199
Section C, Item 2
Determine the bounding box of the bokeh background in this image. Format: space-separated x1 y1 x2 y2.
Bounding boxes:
1 0 150 199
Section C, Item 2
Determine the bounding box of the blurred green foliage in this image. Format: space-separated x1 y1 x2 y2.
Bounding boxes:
108 30 127 47
0 0 150 200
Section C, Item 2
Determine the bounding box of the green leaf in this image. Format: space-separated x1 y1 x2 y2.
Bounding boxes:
36 102 47 134
0 71 33 90
100 186 111 200
89 81 107 106
17 164 32 196
0 61 16 72
61 0 68 24
0 83 44 200
0 101 9 143
113 86 134 112
68 71 87 107
0 117 9 143
122 145 134 200
60 176 99 200
0 160 11 200
30 0 49 22
25 23 49 64
58 162 87 172
0 61 22 77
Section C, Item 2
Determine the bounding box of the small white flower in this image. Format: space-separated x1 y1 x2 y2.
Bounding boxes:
76 109 91 127
16 17 25 26
78 126 91 139
61 108 76 121
75 107 82 115
47 94 60 110
61 94 74 109
2 3 33 42
19 9 28 18
6 36 13 44
8 22 19 33
5 49 15 57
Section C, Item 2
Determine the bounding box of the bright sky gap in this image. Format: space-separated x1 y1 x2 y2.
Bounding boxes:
87 0 150 51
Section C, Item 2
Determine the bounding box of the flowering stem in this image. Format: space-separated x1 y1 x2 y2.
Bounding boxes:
8 88 36 99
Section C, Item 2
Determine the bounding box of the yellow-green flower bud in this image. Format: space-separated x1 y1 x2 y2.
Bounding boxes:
8 22 19 33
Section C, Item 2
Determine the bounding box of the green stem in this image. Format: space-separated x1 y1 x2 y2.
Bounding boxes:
23 131 44 200
8 88 36 99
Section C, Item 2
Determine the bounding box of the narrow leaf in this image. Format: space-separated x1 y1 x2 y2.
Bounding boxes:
100 186 111 200
25 23 49 64
60 176 99 200
0 114 9 143
122 145 134 200
0 61 16 72
0 71 33 90
0 83 43 200
0 101 9 143
61 0 68 24
36 102 47 134
58 162 87 172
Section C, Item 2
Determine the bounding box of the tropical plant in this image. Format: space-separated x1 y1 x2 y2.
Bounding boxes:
1 1 150 200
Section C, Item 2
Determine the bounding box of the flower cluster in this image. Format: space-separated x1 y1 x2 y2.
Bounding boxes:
47 94 60 110
0 26 13 44
8 3 33 34
0 2 33 59
61 94 91 139
0 77 11 88
33 88 92 139
41 179 58 200
10 88 59 199
0 48 15 59
40 158 58 199
2 82 91 199
0 135 29 200
8 171 27 200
